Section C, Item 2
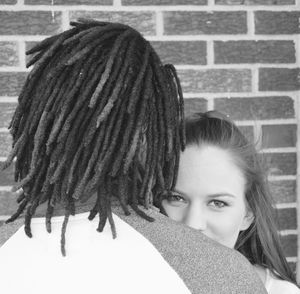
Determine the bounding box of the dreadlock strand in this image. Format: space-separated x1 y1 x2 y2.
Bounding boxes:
83 90 131 195
72 119 109 200
109 72 150 176
129 155 154 222
117 175 131 216
5 198 29 224
107 196 117 239
45 201 54 233
89 29 132 108
166 64 185 151
2 132 27 170
60 213 70 257
127 43 150 113
122 66 153 174
150 53 174 161
46 61 85 149
88 194 100 221
28 27 80 81
97 184 108 233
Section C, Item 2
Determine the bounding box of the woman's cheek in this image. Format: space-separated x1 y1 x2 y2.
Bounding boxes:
162 201 185 222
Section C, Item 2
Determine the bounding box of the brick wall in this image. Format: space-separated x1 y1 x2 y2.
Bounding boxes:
0 0 299 279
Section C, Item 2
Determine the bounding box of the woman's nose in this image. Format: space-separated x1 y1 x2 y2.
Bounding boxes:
183 204 207 231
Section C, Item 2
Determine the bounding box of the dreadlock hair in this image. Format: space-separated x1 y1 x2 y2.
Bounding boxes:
3 18 185 256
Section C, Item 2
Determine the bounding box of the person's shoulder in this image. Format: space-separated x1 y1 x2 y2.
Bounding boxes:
0 218 24 247
114 205 267 294
267 270 300 294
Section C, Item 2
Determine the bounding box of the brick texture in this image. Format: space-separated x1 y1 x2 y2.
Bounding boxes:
151 41 207 65
276 208 297 230
25 0 112 4
70 11 155 35
0 11 62 35
214 41 295 64
262 153 296 176
0 133 12 157
281 235 297 257
269 180 296 204
163 11 247 35
178 69 251 92
184 98 208 117
215 96 295 120
262 124 296 148
0 162 14 186
0 0 17 3
0 103 16 128
216 0 295 4
0 42 18 66
0 72 27 96
259 68 300 91
122 0 207 4
255 11 300 34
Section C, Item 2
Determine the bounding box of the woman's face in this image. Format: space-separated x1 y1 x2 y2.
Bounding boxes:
162 145 253 248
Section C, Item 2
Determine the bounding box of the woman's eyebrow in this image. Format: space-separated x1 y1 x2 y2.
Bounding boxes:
172 188 187 195
207 193 236 198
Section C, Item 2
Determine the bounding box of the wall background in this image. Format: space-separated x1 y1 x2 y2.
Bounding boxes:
0 0 299 280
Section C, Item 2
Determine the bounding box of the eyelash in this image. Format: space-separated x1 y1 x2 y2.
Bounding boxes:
166 193 228 208
209 200 228 208
166 193 186 203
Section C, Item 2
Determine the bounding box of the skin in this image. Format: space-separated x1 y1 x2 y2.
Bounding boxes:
162 144 253 248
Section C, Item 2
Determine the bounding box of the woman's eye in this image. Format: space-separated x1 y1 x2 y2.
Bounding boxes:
209 200 227 208
166 193 186 203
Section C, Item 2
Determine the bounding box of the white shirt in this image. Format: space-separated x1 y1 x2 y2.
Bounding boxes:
265 268 300 294
0 212 191 294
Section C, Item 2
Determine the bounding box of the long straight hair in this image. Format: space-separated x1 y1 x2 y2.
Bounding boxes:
185 112 297 286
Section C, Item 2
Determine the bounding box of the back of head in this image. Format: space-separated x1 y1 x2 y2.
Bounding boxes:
4 19 185 255
184 111 297 285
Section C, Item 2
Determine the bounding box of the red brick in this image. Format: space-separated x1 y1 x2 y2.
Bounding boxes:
0 133 12 157
70 11 155 35
269 180 296 204
281 234 297 257
184 98 207 118
25 0 111 4
0 42 19 66
122 0 207 4
0 103 16 129
216 0 295 4
0 162 14 186
259 68 300 91
0 72 27 96
261 153 296 176
214 96 295 120
255 11 300 34
276 208 297 230
178 69 251 93
262 124 296 148
214 41 295 64
0 0 17 3
0 11 62 35
151 41 206 65
163 11 247 35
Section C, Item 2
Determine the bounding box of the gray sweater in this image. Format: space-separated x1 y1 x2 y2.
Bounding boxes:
0 205 267 294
